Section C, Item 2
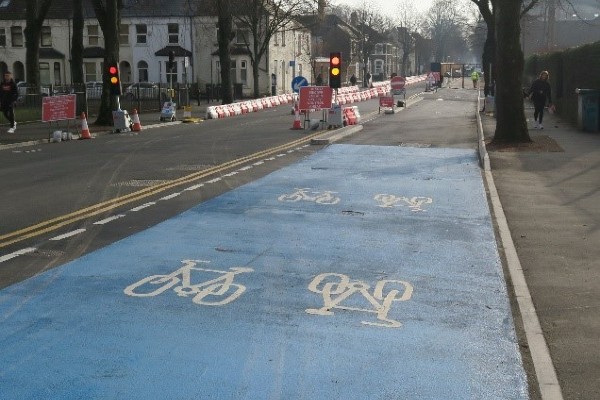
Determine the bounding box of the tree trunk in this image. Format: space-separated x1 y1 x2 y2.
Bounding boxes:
217 0 233 104
493 0 531 143
71 0 84 85
24 0 53 89
91 0 121 125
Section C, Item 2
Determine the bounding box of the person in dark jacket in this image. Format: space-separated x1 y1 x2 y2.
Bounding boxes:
528 70 552 129
1 71 19 133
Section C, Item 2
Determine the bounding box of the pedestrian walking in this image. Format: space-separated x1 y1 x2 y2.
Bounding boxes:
1 71 19 133
315 73 323 86
349 74 357 86
471 70 480 89
528 70 553 129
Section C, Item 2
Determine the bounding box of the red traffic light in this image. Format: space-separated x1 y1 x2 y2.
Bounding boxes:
107 64 122 95
329 52 342 88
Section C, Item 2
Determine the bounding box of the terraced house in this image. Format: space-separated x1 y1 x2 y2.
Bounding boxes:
0 0 312 98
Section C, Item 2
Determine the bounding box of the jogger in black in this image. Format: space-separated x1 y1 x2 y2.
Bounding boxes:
1 71 19 133
528 71 552 130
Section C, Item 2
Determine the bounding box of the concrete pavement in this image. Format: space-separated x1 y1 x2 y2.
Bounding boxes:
479 106 600 400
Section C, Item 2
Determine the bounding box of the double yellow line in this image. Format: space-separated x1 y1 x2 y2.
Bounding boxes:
0 131 324 249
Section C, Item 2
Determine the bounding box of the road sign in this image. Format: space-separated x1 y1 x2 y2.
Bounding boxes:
42 95 76 122
298 86 333 110
292 76 309 93
390 76 406 90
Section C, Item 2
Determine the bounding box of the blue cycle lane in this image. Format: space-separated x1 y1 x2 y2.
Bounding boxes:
0 144 528 399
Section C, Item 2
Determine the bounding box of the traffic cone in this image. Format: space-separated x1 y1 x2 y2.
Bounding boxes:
291 102 302 130
132 109 142 132
79 112 92 139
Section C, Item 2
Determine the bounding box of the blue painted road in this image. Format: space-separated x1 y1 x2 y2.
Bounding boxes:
0 145 528 399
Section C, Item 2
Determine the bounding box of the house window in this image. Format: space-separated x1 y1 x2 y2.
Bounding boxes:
236 30 248 45
84 62 97 82
274 30 279 45
137 61 148 82
168 23 179 44
166 60 177 83
136 24 147 44
297 34 302 54
11 26 23 47
281 29 286 46
374 59 384 74
0 28 6 47
119 24 129 45
53 62 61 84
230 59 237 83
39 62 50 85
41 26 52 47
88 25 99 46
240 60 247 86
298 63 302 76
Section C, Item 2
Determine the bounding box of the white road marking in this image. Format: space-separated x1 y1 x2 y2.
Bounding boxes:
159 193 181 201
50 229 87 241
0 247 37 263
130 202 156 211
207 178 222 184
184 183 204 191
94 214 126 225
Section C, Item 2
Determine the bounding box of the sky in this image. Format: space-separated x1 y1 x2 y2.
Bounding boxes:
331 0 435 16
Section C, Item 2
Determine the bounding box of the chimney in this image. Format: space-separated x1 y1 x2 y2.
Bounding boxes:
318 0 327 20
351 11 358 26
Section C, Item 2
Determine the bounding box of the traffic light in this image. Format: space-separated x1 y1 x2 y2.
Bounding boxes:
329 52 342 89
107 64 122 96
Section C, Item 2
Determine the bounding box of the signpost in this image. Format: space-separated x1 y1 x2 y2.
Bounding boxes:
298 86 333 110
42 94 76 122
390 76 406 91
291 76 309 93
298 86 334 130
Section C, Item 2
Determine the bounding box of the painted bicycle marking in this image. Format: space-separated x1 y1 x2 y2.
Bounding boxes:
278 188 341 205
374 194 433 212
305 273 414 328
124 259 253 306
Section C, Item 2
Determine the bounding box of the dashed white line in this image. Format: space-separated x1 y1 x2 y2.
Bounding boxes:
207 178 222 184
253 161 264 166
0 247 37 263
94 214 126 225
238 166 253 171
276 154 286 157
50 229 87 241
184 183 204 191
159 193 181 201
130 202 156 211
223 171 238 177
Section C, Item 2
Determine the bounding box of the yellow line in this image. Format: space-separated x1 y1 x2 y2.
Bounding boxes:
0 132 322 249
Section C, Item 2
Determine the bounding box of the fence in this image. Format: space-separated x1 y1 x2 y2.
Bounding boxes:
14 82 193 121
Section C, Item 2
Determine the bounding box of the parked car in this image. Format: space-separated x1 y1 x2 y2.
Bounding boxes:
124 82 167 100
86 81 103 99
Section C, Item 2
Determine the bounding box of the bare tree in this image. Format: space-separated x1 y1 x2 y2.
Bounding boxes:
24 0 54 89
470 0 495 96
493 0 536 143
393 3 421 77
90 0 122 125
71 0 84 85
423 0 470 62
234 0 312 98
217 0 235 104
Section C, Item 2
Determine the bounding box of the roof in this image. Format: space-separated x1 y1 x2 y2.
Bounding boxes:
155 45 193 57
39 48 65 59
0 0 200 20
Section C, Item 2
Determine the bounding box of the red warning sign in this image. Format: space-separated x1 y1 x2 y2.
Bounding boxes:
42 94 77 122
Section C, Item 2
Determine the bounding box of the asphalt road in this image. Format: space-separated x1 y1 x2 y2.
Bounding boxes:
0 85 533 399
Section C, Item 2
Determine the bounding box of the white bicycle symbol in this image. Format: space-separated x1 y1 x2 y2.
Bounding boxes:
278 188 341 205
374 194 433 212
124 259 253 306
305 273 413 328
